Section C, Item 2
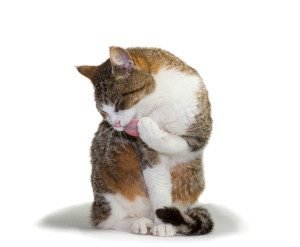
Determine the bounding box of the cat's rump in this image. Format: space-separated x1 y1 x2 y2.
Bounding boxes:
156 206 214 235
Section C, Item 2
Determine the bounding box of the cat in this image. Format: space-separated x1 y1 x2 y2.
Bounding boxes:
77 47 213 237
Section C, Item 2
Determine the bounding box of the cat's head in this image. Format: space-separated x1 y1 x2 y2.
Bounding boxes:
77 47 155 131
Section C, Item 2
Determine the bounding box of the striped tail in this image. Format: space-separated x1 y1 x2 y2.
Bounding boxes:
156 206 214 235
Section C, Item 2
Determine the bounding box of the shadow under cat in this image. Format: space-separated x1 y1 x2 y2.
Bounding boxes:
38 203 245 239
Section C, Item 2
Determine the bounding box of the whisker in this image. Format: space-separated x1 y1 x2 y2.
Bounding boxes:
99 125 113 137
121 132 127 150
118 131 126 150
106 128 115 149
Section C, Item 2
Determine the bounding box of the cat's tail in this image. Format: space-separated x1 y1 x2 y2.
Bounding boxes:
156 206 214 235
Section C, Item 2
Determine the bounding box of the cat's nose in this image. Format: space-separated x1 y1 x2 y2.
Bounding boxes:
113 121 121 128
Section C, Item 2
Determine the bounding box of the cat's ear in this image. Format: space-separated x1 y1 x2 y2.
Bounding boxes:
109 47 134 73
76 65 97 80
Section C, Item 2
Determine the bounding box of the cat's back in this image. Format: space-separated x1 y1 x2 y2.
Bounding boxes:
127 47 198 75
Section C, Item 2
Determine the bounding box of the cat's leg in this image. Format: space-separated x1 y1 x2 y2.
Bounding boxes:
142 156 177 237
108 194 153 234
92 192 130 231
137 117 181 236
138 117 189 155
91 193 111 227
92 193 153 234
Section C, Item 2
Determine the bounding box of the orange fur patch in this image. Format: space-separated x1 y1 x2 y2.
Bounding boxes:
171 162 204 205
131 54 161 74
127 47 197 75
100 146 146 201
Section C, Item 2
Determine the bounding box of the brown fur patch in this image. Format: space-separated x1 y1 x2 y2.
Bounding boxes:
171 159 205 205
99 145 146 201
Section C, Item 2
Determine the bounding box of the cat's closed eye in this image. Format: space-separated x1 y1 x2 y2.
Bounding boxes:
115 97 123 112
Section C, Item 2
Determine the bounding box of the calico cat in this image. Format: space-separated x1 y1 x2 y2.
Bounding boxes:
77 47 213 237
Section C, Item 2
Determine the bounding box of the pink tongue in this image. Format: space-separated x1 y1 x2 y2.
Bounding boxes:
124 117 139 137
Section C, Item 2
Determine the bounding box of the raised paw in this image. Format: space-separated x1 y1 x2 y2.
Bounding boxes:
151 223 177 237
131 217 154 235
138 117 165 150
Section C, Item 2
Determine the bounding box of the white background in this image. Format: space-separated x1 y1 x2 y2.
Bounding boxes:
0 0 299 246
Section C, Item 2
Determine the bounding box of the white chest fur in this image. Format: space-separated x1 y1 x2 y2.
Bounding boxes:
136 68 202 135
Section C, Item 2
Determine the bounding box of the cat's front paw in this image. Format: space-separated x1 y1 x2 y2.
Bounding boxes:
131 217 153 235
151 223 177 237
138 117 165 150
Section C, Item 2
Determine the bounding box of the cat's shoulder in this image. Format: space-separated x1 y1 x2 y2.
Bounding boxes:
126 47 197 75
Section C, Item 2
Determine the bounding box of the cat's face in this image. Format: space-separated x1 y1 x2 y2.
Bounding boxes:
77 47 155 131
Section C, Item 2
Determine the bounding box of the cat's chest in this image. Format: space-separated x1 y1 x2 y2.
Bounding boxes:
136 69 202 135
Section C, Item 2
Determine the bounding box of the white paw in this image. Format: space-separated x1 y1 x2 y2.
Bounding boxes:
151 223 177 237
131 217 154 235
138 117 165 149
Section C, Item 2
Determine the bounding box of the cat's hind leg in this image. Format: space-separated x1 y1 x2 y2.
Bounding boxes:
92 193 153 234
91 193 111 227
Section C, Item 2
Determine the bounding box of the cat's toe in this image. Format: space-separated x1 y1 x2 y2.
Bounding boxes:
152 223 177 237
131 217 153 235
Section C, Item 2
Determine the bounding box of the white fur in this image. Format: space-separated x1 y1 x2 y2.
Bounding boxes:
102 104 135 131
143 157 172 213
131 217 154 234
138 117 189 155
99 193 152 231
142 156 177 237
152 223 177 237
136 68 202 135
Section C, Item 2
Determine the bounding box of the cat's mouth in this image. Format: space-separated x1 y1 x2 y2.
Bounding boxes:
123 117 139 137
113 126 124 131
